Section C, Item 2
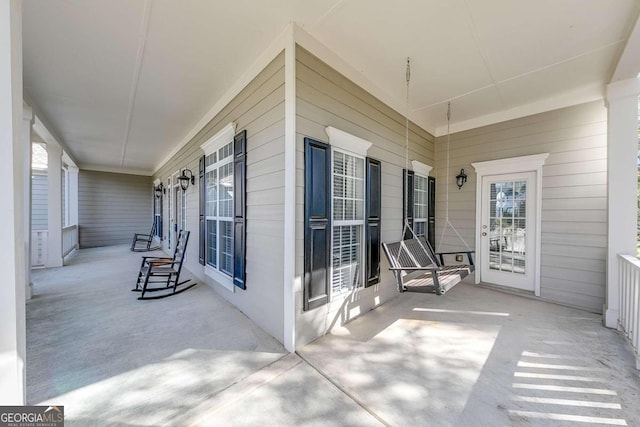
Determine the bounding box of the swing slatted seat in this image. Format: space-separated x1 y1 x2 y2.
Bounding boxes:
382 237 474 295
130 221 161 252
132 230 197 300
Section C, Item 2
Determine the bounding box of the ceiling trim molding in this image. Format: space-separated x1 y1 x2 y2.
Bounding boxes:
611 5 640 82
81 164 152 176
434 83 605 137
152 25 291 174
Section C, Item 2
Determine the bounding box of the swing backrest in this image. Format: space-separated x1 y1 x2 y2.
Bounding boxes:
382 238 440 271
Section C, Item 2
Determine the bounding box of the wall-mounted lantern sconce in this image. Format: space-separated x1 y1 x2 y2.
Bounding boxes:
154 182 165 198
177 169 195 191
456 168 467 190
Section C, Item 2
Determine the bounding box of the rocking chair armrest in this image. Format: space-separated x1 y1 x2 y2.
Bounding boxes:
148 260 174 267
141 256 172 262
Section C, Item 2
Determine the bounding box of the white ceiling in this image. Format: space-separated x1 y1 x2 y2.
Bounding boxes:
22 0 640 174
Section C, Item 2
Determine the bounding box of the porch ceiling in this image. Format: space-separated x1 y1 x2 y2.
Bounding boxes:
23 0 640 174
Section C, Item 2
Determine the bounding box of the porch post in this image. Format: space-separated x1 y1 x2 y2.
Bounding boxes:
68 165 79 227
23 106 33 299
46 141 63 267
0 0 26 404
605 77 640 328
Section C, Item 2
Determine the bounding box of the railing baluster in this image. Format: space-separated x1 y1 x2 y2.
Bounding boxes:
618 254 640 369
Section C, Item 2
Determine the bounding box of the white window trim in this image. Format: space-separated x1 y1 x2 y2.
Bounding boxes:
325 126 372 156
201 122 236 155
201 123 236 292
471 153 549 296
411 160 432 177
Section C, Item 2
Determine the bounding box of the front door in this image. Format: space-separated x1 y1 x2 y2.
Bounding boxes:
480 172 536 291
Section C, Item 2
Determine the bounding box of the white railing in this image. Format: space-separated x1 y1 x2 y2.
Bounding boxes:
31 230 48 268
618 254 640 369
62 224 78 258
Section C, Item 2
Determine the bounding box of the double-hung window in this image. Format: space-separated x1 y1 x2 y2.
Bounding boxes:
331 150 365 295
303 128 380 311
204 142 234 277
413 174 428 238
199 123 246 291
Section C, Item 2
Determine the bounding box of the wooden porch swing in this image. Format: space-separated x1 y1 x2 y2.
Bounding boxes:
381 58 475 295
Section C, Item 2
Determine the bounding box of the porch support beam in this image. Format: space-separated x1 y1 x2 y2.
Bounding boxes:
0 0 26 404
23 106 33 299
46 141 63 267
605 77 640 328
283 24 296 352
68 165 79 226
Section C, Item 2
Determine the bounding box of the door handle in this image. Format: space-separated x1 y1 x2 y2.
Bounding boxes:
482 232 487 236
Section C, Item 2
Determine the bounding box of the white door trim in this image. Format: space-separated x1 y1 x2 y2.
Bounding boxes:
471 153 549 296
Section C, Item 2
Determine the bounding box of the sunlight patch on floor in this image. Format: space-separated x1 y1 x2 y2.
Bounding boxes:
507 349 628 426
412 307 510 316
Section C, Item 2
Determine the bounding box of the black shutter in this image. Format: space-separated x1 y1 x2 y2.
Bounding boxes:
198 155 205 265
233 130 247 289
428 176 436 249
304 138 331 310
365 157 381 287
402 169 415 240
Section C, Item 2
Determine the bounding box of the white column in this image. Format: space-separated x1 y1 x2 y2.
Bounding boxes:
605 77 640 328
46 142 63 267
0 0 26 405
23 106 33 299
68 166 79 227
283 25 296 352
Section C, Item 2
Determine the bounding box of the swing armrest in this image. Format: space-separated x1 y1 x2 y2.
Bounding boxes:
434 251 475 266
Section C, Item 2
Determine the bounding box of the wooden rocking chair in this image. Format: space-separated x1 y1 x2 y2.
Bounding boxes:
382 237 474 295
132 230 197 300
130 221 161 252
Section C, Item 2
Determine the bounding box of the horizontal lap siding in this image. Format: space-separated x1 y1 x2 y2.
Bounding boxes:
295 46 434 347
153 53 286 343
78 171 152 248
31 170 48 230
434 101 607 313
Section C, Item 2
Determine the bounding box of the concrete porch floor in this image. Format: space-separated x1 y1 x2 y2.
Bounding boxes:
27 245 640 426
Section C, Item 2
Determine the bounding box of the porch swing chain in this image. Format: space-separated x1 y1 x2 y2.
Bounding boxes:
437 103 473 252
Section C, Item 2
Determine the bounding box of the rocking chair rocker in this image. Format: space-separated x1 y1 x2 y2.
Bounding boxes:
130 221 161 252
132 230 197 300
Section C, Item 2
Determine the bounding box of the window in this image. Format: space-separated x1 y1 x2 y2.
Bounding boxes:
332 150 365 295
303 130 378 311
204 142 234 277
413 174 428 238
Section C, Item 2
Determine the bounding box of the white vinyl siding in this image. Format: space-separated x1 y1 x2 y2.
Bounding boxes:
153 53 285 343
434 100 607 312
78 170 152 248
414 174 428 238
295 46 435 347
331 150 365 295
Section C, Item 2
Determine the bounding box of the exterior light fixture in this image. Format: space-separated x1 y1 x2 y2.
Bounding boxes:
456 168 467 189
177 169 195 191
154 182 164 198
